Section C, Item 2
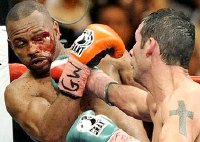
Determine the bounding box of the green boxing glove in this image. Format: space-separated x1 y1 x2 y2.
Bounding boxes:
66 110 140 142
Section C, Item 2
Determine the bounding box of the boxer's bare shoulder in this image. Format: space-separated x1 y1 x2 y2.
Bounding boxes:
154 80 200 141
6 71 58 99
4 71 59 137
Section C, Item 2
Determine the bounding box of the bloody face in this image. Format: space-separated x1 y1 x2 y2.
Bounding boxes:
28 31 55 72
7 11 59 76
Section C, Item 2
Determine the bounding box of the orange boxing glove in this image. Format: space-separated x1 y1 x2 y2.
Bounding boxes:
191 76 200 84
9 63 28 81
50 24 125 98
70 24 125 67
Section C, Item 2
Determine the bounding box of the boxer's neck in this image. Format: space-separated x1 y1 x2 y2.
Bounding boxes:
152 66 189 105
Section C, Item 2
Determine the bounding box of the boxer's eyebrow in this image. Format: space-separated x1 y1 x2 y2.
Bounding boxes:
32 29 45 34
13 37 25 41
32 31 50 38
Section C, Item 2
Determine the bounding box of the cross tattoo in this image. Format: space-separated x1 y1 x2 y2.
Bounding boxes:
169 100 194 136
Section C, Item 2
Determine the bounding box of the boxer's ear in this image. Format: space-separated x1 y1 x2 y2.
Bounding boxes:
52 21 61 40
146 37 157 57
7 38 13 50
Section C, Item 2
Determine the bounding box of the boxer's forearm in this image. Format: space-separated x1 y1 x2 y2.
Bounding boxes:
107 84 151 121
40 95 80 141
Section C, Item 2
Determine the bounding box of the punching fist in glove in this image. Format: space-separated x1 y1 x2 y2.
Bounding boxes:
66 110 140 142
70 24 126 67
50 54 90 98
51 24 125 98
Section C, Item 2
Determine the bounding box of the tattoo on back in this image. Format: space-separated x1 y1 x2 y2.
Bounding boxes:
169 100 194 136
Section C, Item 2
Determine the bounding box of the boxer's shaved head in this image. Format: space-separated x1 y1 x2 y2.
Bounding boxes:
6 0 52 25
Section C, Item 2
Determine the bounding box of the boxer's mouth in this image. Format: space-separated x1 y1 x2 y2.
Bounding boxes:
30 57 49 69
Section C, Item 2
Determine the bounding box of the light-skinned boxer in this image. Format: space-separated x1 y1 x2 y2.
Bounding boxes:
74 8 200 142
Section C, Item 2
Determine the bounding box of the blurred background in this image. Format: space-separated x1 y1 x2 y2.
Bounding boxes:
1 0 200 141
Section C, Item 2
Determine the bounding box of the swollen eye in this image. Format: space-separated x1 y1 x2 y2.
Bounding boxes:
41 32 51 44
43 36 50 44
32 32 51 44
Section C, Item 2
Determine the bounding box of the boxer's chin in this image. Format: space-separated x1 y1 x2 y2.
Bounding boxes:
29 56 52 77
30 65 51 77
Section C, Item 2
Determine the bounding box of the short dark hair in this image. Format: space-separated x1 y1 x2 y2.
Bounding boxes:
6 0 52 26
141 8 195 69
